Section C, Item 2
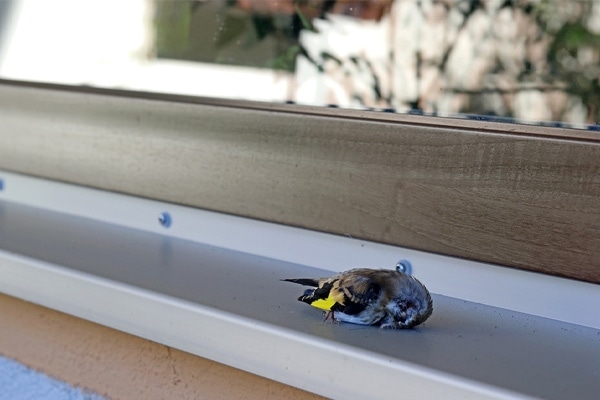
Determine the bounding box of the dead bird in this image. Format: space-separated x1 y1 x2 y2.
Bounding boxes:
282 265 432 329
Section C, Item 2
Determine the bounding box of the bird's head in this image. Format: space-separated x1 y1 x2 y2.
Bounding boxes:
386 275 433 329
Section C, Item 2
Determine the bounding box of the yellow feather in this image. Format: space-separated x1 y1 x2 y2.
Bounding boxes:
309 285 345 311
309 297 336 311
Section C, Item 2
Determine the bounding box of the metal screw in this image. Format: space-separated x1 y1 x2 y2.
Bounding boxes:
395 259 412 275
158 212 172 228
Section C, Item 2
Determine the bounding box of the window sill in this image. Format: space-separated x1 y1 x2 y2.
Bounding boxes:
1 172 598 400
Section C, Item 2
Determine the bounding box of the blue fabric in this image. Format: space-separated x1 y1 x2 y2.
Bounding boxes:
0 356 105 400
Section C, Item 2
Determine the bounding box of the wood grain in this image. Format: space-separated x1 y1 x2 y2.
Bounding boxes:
0 81 599 283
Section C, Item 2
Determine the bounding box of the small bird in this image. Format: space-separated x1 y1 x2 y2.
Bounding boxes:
282 265 432 329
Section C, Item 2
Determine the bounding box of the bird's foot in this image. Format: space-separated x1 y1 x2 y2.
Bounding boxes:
323 311 339 324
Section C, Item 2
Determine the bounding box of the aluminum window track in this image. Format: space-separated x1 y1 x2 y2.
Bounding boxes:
1 171 599 400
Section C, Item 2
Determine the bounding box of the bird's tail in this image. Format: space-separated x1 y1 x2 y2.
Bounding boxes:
280 278 319 287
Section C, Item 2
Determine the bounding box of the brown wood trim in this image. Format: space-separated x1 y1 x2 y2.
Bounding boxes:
0 81 599 283
2 78 599 143
0 293 323 399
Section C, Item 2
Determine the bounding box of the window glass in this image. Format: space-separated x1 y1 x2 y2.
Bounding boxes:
0 0 598 129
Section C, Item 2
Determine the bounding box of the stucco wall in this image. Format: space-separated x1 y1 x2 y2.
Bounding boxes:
0 293 323 399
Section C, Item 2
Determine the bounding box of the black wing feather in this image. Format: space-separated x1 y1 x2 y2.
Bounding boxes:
333 282 381 315
297 281 334 305
281 278 319 287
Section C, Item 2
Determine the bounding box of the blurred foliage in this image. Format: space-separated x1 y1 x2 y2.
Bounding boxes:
549 22 600 121
154 0 600 123
154 1 312 72
154 2 192 59
534 0 600 122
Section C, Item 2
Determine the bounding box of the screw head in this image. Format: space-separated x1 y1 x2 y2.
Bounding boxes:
395 259 412 275
158 212 172 228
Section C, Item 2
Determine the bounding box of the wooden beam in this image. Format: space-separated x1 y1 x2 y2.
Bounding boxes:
1 81 599 282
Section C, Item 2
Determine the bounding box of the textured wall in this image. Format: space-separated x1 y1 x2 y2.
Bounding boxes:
0 294 323 400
